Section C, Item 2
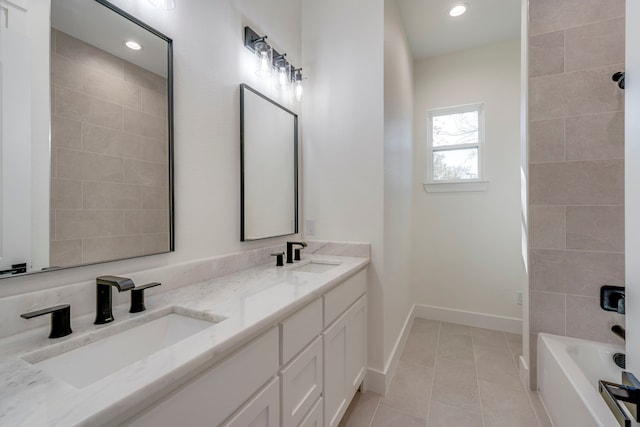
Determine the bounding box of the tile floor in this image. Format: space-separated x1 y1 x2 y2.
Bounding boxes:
339 319 553 427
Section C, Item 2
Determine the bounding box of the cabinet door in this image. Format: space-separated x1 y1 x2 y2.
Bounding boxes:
346 296 366 395
280 336 323 427
298 397 323 427
222 378 280 427
123 327 278 427
323 312 349 427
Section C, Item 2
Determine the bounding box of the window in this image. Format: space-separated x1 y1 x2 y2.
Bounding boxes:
425 103 488 192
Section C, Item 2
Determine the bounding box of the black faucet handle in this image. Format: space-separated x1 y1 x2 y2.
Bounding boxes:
21 304 73 338
271 252 285 267
294 248 303 261
130 282 162 313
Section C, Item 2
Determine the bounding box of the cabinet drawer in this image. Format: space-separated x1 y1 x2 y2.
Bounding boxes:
222 377 280 427
124 327 279 427
324 269 366 327
298 397 323 427
280 298 322 365
280 336 323 427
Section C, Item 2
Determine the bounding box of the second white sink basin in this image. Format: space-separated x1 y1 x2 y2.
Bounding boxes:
27 312 218 388
287 259 341 273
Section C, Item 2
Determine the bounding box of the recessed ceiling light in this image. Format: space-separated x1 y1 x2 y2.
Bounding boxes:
147 0 175 10
125 41 142 50
449 3 468 17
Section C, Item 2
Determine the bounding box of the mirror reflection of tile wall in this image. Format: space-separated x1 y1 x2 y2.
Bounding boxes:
50 29 169 267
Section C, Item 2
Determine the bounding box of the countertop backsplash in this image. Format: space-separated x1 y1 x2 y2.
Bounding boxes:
0 241 369 340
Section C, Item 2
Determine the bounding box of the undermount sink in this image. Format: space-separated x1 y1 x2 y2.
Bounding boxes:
287 259 341 273
25 312 220 388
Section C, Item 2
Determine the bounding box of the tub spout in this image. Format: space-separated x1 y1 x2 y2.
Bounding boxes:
612 325 626 341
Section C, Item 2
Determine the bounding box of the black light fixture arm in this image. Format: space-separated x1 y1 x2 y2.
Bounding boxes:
244 25 304 84
613 71 625 89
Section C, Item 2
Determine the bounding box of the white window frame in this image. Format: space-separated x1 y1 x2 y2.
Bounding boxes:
424 103 489 193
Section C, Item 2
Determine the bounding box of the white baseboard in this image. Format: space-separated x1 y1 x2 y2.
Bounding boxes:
364 305 416 395
413 304 522 334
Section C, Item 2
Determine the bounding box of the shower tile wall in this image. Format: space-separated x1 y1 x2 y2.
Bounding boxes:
50 29 169 267
528 0 625 387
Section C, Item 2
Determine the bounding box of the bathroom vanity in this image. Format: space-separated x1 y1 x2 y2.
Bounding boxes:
0 253 368 427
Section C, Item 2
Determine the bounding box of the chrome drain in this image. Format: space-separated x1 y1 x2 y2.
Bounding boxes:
613 353 626 369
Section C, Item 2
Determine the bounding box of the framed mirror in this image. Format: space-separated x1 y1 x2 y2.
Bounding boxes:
0 0 174 278
240 84 298 241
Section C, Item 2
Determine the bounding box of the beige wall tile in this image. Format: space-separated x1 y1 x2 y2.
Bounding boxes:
82 123 140 159
529 205 565 249
55 210 123 240
566 295 625 344
83 182 142 210
529 119 565 163
124 62 167 94
54 30 123 78
124 159 168 187
123 108 166 140
55 86 123 130
565 111 624 161
56 148 123 183
142 233 170 254
51 116 82 149
530 66 624 121
142 186 169 209
529 160 623 205
49 240 82 268
530 249 624 295
124 210 168 234
565 18 625 72
51 54 83 91
51 179 82 209
141 88 168 118
82 67 141 110
51 149 57 179
566 205 624 251
140 136 168 164
529 0 625 36
530 291 565 335
530 31 564 78
83 235 144 264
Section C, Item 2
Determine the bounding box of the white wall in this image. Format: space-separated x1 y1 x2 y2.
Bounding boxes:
301 0 386 371
412 39 525 321
625 0 640 375
382 0 414 371
0 0 302 297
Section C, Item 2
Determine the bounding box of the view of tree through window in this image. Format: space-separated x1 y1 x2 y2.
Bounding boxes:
428 105 482 182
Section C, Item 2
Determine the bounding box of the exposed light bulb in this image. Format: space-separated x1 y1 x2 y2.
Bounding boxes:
125 41 142 50
449 3 468 17
295 79 303 102
148 0 175 10
254 41 273 78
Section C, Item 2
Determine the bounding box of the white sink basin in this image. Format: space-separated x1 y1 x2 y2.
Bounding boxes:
287 259 341 273
27 313 217 388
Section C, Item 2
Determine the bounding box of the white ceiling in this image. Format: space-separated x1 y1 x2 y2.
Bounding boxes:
51 0 168 76
396 0 521 60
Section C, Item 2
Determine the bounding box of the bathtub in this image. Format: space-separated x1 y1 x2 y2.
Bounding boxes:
538 333 625 427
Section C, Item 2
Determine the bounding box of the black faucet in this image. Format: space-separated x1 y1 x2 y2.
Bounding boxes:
286 241 307 263
21 304 72 338
94 276 135 324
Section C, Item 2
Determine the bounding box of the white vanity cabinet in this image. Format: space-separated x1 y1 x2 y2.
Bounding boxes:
121 268 367 427
323 271 367 427
122 327 279 427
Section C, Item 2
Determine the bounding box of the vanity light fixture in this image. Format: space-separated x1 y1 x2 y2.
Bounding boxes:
244 26 306 100
125 40 142 50
449 3 468 17
293 68 304 101
147 0 175 10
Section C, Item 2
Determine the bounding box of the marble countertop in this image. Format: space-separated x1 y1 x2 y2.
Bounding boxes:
0 254 368 427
